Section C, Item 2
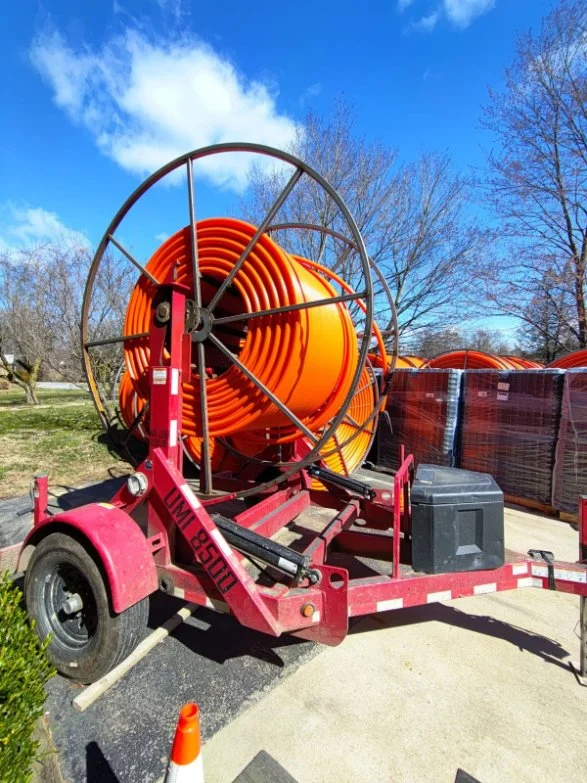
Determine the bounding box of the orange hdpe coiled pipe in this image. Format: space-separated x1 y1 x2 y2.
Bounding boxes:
369 354 426 370
217 254 381 482
403 355 427 368
503 356 543 369
118 372 241 471
123 218 358 456
548 349 587 369
425 350 516 370
313 365 376 480
226 364 376 489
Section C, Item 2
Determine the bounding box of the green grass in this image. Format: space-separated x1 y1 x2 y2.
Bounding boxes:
0 396 130 499
0 403 99 435
0 388 89 407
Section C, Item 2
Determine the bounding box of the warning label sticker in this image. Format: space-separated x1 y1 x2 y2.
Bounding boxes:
152 369 167 385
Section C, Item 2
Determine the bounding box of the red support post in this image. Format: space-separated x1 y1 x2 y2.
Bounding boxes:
580 496 587 562
33 473 49 526
580 496 587 678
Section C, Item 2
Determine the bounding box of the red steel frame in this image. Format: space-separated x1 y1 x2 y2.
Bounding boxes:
2 278 587 669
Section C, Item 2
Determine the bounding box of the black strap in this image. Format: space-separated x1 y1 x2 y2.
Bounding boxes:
528 549 556 590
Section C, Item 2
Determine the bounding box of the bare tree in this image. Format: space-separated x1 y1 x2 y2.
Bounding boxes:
0 246 134 403
0 331 41 404
468 329 511 355
245 100 484 342
408 326 510 357
479 0 587 345
517 270 578 361
409 327 463 358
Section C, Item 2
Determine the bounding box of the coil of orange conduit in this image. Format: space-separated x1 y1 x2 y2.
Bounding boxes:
218 254 382 486
425 350 516 370
368 354 418 370
192 254 382 478
403 355 427 368
119 371 243 471
548 349 587 369
123 218 358 454
227 364 377 490
503 355 544 369
294 256 381 485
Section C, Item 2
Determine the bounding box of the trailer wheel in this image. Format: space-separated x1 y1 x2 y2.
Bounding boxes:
24 532 148 684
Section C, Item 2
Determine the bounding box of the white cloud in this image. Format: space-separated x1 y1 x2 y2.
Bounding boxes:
153 0 184 19
154 232 169 243
397 0 415 10
443 0 495 28
0 205 90 254
299 82 322 106
409 0 496 33
414 11 441 32
30 29 300 193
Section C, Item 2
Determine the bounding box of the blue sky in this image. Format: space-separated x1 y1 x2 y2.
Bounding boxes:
0 0 554 337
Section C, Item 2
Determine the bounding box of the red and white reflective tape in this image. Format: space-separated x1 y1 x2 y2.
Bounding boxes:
531 564 587 584
165 755 204 783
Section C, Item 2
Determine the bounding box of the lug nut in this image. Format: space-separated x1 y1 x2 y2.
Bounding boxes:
61 593 83 614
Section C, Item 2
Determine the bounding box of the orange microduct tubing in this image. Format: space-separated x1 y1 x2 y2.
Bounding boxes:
549 349 587 369
120 218 378 480
368 354 424 370
425 350 516 370
403 355 427 368
504 355 543 369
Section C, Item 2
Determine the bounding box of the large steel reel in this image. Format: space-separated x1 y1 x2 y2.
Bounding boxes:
82 143 395 497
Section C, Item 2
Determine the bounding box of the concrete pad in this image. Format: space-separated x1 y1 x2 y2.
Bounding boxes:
203 508 586 783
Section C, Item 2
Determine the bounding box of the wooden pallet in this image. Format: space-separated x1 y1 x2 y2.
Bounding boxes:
504 494 556 516
559 510 578 525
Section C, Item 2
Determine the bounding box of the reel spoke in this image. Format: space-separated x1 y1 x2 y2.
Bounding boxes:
122 402 149 446
207 333 319 444
85 332 149 348
207 167 304 313
107 235 160 286
213 290 367 326
186 158 213 492
332 432 351 476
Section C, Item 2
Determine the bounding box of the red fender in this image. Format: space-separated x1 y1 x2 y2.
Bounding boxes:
20 503 158 613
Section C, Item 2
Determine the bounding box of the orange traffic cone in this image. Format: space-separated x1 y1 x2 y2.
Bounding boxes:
164 703 204 782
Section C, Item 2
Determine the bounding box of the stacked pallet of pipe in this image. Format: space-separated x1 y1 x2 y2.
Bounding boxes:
552 369 587 516
374 369 463 471
118 217 379 483
459 370 564 509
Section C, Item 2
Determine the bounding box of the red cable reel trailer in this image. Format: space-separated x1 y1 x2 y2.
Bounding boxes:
1 143 586 686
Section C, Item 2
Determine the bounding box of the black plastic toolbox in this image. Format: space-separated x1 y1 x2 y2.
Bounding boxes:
411 464 505 574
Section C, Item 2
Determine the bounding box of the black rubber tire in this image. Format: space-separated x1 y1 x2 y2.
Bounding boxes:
24 532 149 684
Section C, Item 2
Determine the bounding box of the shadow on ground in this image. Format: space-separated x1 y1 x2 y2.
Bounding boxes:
86 741 119 783
52 476 127 510
352 601 571 671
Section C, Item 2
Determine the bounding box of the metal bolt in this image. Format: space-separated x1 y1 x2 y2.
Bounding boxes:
301 603 315 618
61 593 83 615
156 301 171 323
